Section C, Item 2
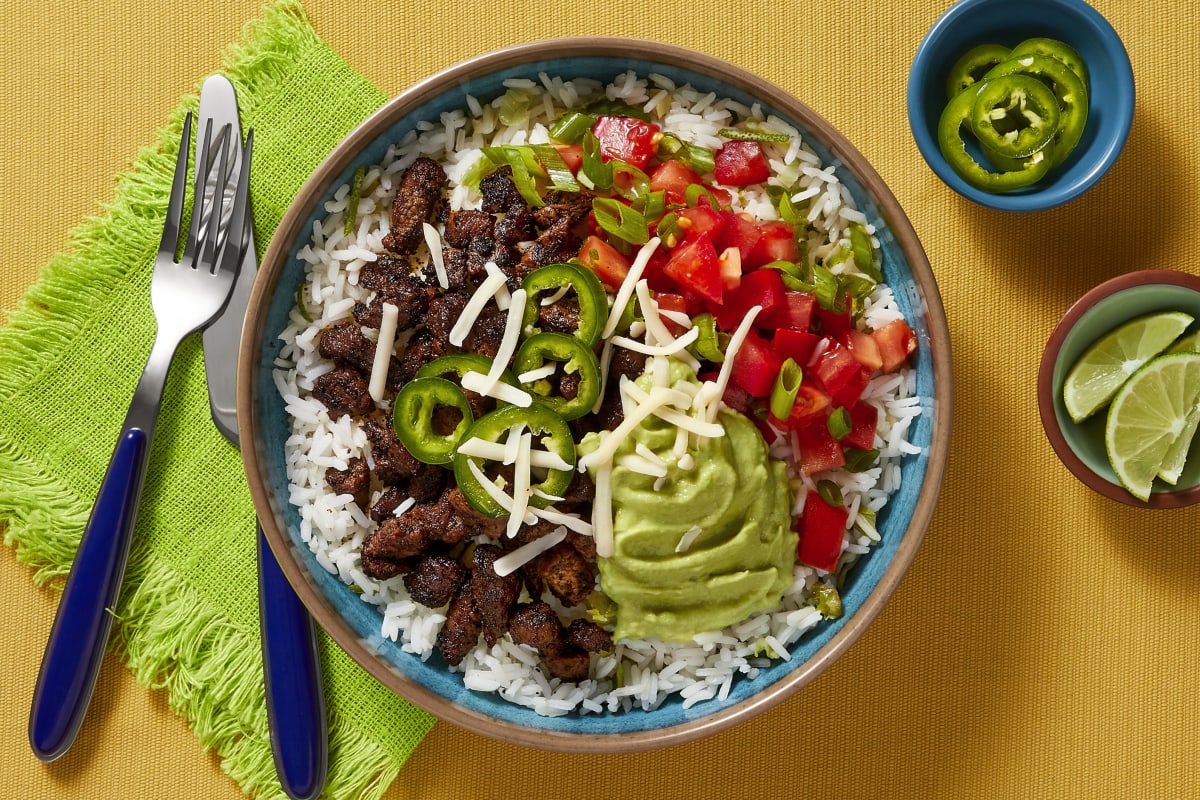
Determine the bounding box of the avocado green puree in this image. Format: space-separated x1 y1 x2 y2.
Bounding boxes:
579 372 796 643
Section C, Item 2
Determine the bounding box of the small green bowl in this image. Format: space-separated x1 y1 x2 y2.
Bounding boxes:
1038 270 1200 507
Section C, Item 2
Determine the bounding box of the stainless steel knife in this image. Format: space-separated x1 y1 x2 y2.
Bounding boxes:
198 74 328 800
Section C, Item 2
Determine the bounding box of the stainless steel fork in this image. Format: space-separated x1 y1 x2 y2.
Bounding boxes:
28 112 253 762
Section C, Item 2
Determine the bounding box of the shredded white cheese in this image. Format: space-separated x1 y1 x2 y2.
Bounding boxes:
578 385 685 471
485 261 513 311
601 237 660 339
621 379 725 438
492 525 568 577
455 436 572 471
592 463 615 558
706 305 763 423
617 452 669 478
460 371 533 407
675 525 703 553
422 223 449 289
529 505 593 536
517 364 558 383
506 432 534 538
448 265 508 346
368 302 400 403
610 327 700 357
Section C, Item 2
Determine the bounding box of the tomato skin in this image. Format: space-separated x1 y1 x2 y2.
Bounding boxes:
813 296 854 338
874 318 918 372
711 267 785 331
729 328 783 398
830 365 871 408
577 234 631 289
745 220 798 268
797 492 848 572
676 204 726 242
714 140 771 186
840 401 878 450
715 211 762 263
761 289 815 331
812 340 861 397
653 292 688 335
794 416 847 476
772 328 822 367
662 232 723 305
554 144 583 173
649 159 703 206
592 116 660 169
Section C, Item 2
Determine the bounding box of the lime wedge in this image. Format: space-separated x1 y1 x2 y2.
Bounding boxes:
1167 329 1200 354
1159 331 1200 484
1104 352 1200 501
1063 311 1194 423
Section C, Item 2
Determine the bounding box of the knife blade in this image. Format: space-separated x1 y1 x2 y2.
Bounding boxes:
197 74 328 800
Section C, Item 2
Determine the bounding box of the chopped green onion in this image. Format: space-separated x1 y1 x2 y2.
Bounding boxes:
637 189 667 222
812 263 843 311
767 185 808 225
498 87 535 126
685 182 724 209
295 281 312 323
848 222 882 281
578 131 613 191
529 144 580 193
816 479 843 507
583 98 651 121
687 312 727 362
769 358 803 420
827 406 852 440
610 161 650 203
657 132 715 174
343 165 365 237
717 127 791 143
481 145 544 207
548 111 598 144
656 210 683 247
592 197 649 245
843 447 880 472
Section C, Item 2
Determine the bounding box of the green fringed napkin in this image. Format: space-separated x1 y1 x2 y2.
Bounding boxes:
0 2 435 797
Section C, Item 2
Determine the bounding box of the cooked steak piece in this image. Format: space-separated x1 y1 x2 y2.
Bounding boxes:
437 582 482 666
404 553 467 608
541 639 591 683
563 619 613 654
362 417 421 484
382 157 446 254
324 457 370 509
507 600 563 650
470 544 522 647
312 367 373 419
319 321 375 373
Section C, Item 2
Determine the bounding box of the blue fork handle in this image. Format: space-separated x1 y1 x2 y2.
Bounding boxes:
29 428 151 761
258 526 327 800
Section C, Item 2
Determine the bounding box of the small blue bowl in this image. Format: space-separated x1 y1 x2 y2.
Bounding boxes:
240 38 952 752
908 0 1134 211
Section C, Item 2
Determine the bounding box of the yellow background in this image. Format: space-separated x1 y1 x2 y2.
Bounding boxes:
3 0 1199 797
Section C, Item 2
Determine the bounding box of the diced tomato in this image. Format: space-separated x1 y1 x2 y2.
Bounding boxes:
729 328 783 398
745 220 799 269
830 365 870 408
812 340 861 397
840 402 878 450
716 211 762 262
577 234 630 289
718 247 742 292
760 290 816 331
711 268 785 330
592 116 660 170
772 329 823 367
713 140 771 186
813 296 853 338
649 159 703 206
874 318 918 372
796 492 849 572
768 381 831 430
794 416 847 476
553 144 583 173
654 292 688 336
676 204 726 243
721 379 752 414
662 232 723 305
843 329 883 371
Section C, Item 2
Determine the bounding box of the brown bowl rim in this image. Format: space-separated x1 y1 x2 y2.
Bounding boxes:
238 36 953 752
1037 269 1200 508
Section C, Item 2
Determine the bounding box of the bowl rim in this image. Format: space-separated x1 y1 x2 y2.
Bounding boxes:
906 0 1135 212
239 36 954 751
1037 269 1200 508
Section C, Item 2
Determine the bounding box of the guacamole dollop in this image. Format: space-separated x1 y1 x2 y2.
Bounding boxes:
580 377 796 643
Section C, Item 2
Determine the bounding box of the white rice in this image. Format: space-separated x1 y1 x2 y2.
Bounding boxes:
274 71 922 716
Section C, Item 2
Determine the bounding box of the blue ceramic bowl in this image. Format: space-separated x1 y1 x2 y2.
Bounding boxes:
1038 270 1200 508
908 0 1134 211
240 38 953 751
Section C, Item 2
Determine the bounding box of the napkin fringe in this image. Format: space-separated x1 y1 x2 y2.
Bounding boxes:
118 552 400 800
0 441 90 583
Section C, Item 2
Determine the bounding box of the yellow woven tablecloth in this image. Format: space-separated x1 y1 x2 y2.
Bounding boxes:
3 0 1198 798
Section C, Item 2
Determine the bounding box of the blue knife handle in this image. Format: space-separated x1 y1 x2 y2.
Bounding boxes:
29 428 151 761
258 526 327 800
